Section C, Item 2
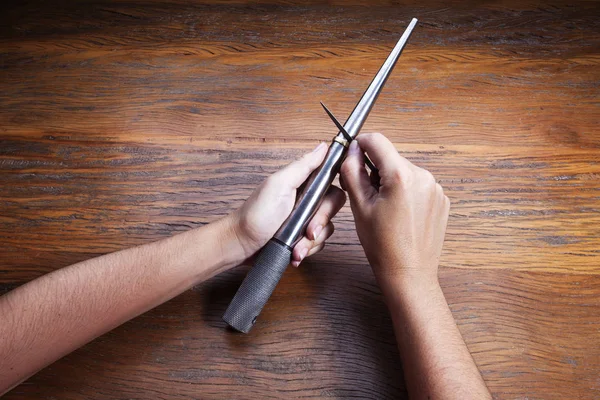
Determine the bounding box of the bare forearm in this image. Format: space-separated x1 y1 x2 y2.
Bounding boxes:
0 143 342 394
384 279 491 400
0 215 244 393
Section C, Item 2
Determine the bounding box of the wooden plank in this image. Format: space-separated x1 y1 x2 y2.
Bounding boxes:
4 269 599 399
2 142 599 277
1 2 598 147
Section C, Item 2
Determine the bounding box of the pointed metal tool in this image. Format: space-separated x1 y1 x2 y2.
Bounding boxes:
224 18 418 333
320 101 353 142
337 17 418 140
320 101 378 173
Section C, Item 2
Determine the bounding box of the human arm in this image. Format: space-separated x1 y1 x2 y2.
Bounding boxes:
340 133 491 399
0 142 345 394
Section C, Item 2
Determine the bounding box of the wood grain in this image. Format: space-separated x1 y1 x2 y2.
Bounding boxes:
1 0 599 398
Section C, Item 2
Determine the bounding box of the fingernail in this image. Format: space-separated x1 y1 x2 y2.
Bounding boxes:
349 140 359 154
312 142 326 153
292 247 309 268
313 225 323 241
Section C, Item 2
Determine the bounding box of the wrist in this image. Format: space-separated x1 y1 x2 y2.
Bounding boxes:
149 215 249 287
213 213 251 270
377 270 442 310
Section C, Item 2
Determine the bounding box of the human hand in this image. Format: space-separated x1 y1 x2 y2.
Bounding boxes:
231 142 346 267
340 133 450 293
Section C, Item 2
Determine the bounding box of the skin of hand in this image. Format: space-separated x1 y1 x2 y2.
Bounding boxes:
340 133 448 293
340 133 491 399
0 142 344 394
231 141 346 267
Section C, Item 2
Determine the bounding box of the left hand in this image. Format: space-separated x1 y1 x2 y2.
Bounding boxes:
231 142 346 267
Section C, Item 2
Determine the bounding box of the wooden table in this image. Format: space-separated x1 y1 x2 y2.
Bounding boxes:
1 1 599 398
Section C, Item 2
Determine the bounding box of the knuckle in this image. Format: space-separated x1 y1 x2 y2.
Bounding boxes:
418 169 436 188
388 167 404 185
422 169 435 182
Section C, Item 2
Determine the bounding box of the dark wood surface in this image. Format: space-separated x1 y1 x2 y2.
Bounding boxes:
1 1 599 398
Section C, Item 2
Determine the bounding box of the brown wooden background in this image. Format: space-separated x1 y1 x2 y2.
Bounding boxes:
1 0 599 398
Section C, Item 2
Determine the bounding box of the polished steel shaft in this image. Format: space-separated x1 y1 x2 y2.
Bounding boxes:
341 18 418 140
274 18 418 247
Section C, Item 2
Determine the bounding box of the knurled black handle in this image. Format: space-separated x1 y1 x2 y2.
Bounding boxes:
223 239 292 333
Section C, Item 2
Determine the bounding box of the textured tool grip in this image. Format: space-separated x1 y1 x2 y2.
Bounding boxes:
223 239 292 333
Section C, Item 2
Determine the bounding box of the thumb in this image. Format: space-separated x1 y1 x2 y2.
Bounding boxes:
273 142 328 189
340 140 376 204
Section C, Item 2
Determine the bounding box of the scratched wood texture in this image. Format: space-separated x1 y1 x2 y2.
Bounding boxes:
1 0 599 398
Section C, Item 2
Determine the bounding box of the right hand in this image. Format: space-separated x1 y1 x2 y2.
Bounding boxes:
340 133 450 293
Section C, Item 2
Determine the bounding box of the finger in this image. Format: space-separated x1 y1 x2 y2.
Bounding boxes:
355 133 414 175
442 195 451 230
311 221 334 248
291 222 334 267
305 185 345 241
273 142 328 189
291 239 310 267
340 140 376 204
339 174 347 191
306 242 325 258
